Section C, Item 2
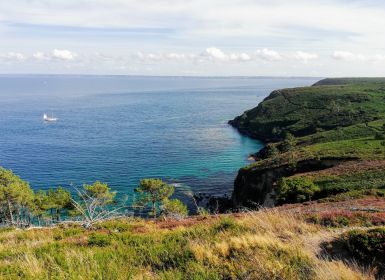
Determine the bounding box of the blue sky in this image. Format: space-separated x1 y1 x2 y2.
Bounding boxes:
0 0 384 76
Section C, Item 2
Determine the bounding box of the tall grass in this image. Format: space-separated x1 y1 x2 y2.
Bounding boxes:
0 209 375 279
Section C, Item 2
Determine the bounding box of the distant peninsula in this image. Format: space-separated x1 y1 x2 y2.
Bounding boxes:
229 77 385 208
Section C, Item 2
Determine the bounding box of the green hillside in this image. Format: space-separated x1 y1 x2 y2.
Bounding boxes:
230 78 385 207
230 78 385 142
0 78 384 280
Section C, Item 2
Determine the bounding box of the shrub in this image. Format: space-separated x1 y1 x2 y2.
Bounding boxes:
97 219 138 232
88 233 112 247
341 228 385 264
265 143 280 158
161 199 188 220
135 178 174 217
280 132 297 152
212 217 244 234
374 132 385 140
305 210 385 227
318 189 385 202
277 177 320 204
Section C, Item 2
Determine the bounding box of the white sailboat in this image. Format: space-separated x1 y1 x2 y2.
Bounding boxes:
43 113 58 122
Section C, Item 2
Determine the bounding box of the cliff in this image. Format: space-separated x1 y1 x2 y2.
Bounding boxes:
230 78 385 208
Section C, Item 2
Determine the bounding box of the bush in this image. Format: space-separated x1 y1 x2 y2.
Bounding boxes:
88 233 112 247
280 132 297 152
341 228 385 264
98 219 134 232
265 144 280 157
161 199 188 220
212 217 244 234
277 177 320 204
374 132 385 140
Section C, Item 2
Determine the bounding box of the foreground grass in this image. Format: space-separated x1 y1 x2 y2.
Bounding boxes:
0 209 375 280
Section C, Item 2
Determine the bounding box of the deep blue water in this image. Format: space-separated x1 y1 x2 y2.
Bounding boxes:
0 75 318 206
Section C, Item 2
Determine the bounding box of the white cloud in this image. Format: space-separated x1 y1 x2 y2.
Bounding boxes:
230 53 251 62
33 51 50 60
165 53 186 60
332 51 365 61
371 54 385 63
1 1 385 75
52 49 77 60
256 48 282 61
292 51 318 63
32 49 78 61
205 47 229 61
134 52 195 63
204 47 252 62
0 52 25 61
332 51 385 64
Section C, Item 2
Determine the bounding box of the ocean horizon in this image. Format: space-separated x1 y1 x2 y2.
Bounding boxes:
0 75 318 208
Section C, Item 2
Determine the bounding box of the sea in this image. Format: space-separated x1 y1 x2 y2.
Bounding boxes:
0 75 318 208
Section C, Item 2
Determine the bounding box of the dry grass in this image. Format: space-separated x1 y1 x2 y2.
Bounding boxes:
0 208 376 279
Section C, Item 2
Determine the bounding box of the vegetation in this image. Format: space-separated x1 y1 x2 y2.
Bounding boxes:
0 169 187 228
0 208 376 279
0 78 384 279
160 199 188 220
341 228 385 264
230 78 385 142
72 181 121 229
0 168 73 227
231 78 385 207
277 177 320 204
135 178 175 217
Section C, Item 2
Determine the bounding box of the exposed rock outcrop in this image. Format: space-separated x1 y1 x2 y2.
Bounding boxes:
232 158 354 209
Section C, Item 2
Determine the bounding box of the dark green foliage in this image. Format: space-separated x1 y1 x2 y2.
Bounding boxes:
161 199 188 220
266 143 280 157
314 170 385 198
374 132 385 140
0 168 34 227
88 233 112 247
46 187 73 222
231 78 385 142
277 177 320 204
231 79 385 207
212 217 244 234
342 228 385 263
97 219 134 232
280 132 297 152
318 189 385 203
231 80 385 140
83 181 116 204
135 178 174 217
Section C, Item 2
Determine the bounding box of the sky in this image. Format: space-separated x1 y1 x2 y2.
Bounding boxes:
0 0 385 76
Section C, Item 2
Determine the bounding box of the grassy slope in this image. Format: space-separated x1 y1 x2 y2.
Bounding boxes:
0 205 381 280
231 78 385 141
2 78 385 280
232 78 385 200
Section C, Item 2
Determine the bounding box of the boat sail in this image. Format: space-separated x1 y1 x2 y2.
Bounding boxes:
43 113 58 122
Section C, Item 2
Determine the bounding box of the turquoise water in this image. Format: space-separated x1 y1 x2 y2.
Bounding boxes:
0 75 317 206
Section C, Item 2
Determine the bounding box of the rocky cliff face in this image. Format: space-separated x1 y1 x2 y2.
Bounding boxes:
232 158 349 208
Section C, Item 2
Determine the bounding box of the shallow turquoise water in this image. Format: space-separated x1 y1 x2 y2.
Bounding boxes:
0 75 317 205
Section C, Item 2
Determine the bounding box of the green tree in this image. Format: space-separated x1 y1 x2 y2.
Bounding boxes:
0 168 34 226
47 187 72 222
161 199 188 220
83 181 115 205
277 177 320 204
135 178 174 217
281 132 297 152
265 143 280 163
32 190 49 226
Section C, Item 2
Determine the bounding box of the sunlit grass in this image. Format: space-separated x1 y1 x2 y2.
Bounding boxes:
0 209 375 279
